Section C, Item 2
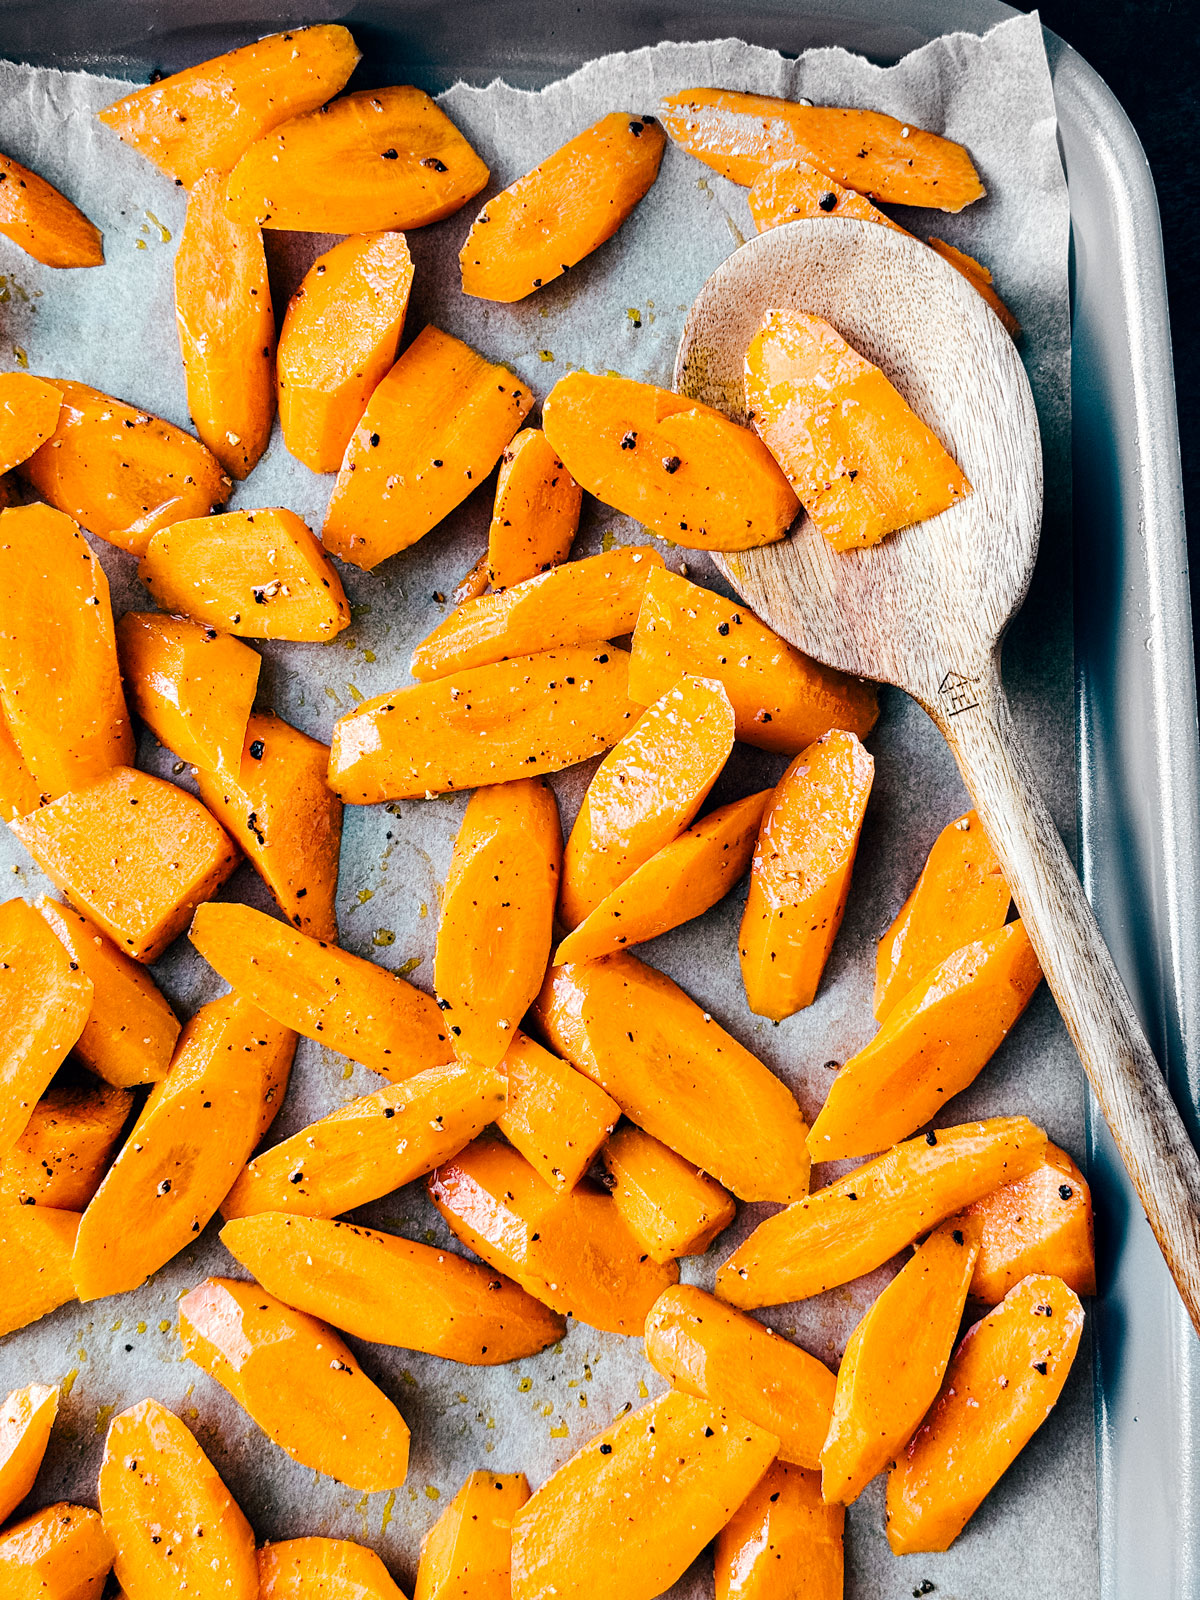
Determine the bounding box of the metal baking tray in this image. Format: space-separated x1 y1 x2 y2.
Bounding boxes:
1 2 1196 1595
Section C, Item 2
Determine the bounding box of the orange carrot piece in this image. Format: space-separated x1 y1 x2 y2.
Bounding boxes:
0 897 93 1155
277 231 414 474
179 1276 410 1491
660 88 985 208
416 1471 529 1600
189 900 451 1081
739 729 874 1020
0 1503 113 1599
535 954 810 1202
411 546 662 682
227 86 489 232
560 676 734 928
644 1284 835 1470
495 1032 620 1191
808 921 1043 1160
821 1222 978 1504
0 152 103 267
436 779 561 1070
140 508 350 642
510 1390 779 1600
175 168 275 480
96 25 361 189
886 1275 1084 1552
875 809 1010 1021
16 380 230 555
715 1462 843 1600
929 237 1021 337
0 711 40 824
746 309 972 551
329 645 639 803
222 1058 505 1220
602 1127 735 1262
716 1117 1047 1310
487 428 582 590
453 551 490 607
543 371 798 551
259 1538 408 1600
221 1211 566 1362
629 566 878 753
952 1142 1097 1303
0 503 134 798
0 1204 79 1335
0 373 61 474
0 1382 59 1524
100 1399 257 1599
195 712 343 943
322 326 532 570
460 112 665 303
72 994 296 1300
748 157 907 235
0 1083 132 1209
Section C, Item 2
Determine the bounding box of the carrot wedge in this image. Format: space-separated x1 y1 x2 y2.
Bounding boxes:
886 1275 1084 1552
495 1032 620 1191
929 237 1021 337
715 1462 843 1600
0 1504 113 1599
179 1276 410 1491
329 645 639 803
277 232 414 474
416 1471 530 1600
644 1284 835 1470
221 1212 566 1362
259 1538 407 1600
659 88 985 208
96 25 361 188
0 1382 59 1525
16 380 231 556
510 1390 779 1600
0 152 103 267
0 1083 132 1209
322 326 532 570
821 1222 978 1504
739 729 874 1019
0 1204 80 1336
749 157 907 235
716 1117 1047 1310
460 111 665 302
0 714 39 824
543 371 798 551
488 429 582 590
602 1128 735 1262
951 1142 1097 1303
189 901 451 1081
808 921 1044 1160
0 373 61 474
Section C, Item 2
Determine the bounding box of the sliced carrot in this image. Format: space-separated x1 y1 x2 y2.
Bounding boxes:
643 1284 835 1470
543 371 798 551
875 809 1010 1021
716 1117 1047 1310
227 86 489 232
321 326 533 571
748 157 906 235
495 1032 619 1190
886 1274 1084 1552
96 25 361 189
808 921 1043 1160
929 237 1021 337
71 993 295 1300
12 766 238 963
411 546 663 682
189 900 450 1081
453 552 490 607
0 373 61 474
17 380 230 555
629 566 878 753
430 1136 677 1334
329 645 638 803
100 1399 257 1599
0 1083 132 1209
460 112 665 302
0 1504 113 1599
36 897 180 1086
221 1212 566 1363
222 1058 505 1220
116 611 260 781
560 676 734 928
716 1461 842 1600
0 1382 59 1525
416 1471 529 1600
821 1222 978 1504
660 88 985 208
739 729 874 1019
487 428 582 590
0 503 133 798
140 507 350 642
0 711 40 823
195 712 343 943
510 1390 778 1600
0 1204 79 1336
745 309 972 551
0 152 103 268
277 231 414 474
952 1142 1096 1303
0 897 93 1155
535 954 809 1202
179 1276 410 1491
259 1538 408 1600
175 168 275 480
602 1127 735 1262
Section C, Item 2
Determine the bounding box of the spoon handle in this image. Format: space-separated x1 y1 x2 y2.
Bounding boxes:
938 659 1200 1334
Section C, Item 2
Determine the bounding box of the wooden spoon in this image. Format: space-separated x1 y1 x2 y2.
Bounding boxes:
677 216 1200 1332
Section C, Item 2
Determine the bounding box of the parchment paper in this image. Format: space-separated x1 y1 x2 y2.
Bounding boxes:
0 12 1097 1597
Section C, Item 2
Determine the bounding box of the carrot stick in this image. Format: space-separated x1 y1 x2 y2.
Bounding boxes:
487 429 582 590
0 1084 132 1210
0 1385 59 1530
416 1471 530 1600
0 1503 113 1596
259 1538 407 1600
749 157 907 235
494 1031 620 1191
951 1142 1096 1303
0 373 61 474
602 1127 735 1262
0 1205 80 1336
0 152 103 267
715 1461 843 1600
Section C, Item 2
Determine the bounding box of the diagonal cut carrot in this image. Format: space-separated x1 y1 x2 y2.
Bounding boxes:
487 429 582 590
601 1127 735 1262
0 373 61 475
0 1083 131 1210
951 1142 1096 1303
0 152 103 267
260 1538 407 1599
0 1503 113 1597
0 1382 59 1526
0 1205 80 1337
715 1461 843 1600
416 1471 529 1600
494 1032 619 1191
749 157 907 235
